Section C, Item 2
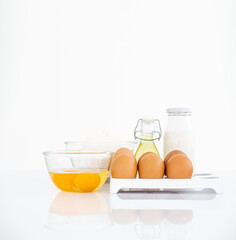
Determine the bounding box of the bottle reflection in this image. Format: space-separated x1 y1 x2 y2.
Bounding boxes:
135 210 165 239
135 209 193 240
164 210 193 240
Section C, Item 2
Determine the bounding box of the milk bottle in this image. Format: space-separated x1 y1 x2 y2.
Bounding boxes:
164 108 195 166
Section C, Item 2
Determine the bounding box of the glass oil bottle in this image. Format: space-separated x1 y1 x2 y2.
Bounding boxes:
134 119 162 162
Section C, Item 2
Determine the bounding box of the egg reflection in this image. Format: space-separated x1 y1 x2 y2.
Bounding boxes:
138 210 165 225
110 209 138 225
166 210 193 225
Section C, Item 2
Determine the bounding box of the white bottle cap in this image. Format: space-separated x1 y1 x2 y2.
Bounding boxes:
167 108 192 114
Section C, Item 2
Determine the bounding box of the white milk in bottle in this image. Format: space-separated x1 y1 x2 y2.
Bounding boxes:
164 108 195 166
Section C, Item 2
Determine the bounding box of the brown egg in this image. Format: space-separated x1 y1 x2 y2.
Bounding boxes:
111 153 137 178
113 148 134 158
164 150 186 165
166 154 193 179
109 148 134 171
138 152 164 178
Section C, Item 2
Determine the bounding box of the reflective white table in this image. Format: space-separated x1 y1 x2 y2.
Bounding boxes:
1 170 236 240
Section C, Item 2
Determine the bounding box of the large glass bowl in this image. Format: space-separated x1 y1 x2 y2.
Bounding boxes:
64 141 138 182
43 151 113 193
64 141 138 152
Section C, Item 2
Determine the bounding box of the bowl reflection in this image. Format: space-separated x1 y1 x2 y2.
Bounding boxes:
49 191 109 216
45 191 111 231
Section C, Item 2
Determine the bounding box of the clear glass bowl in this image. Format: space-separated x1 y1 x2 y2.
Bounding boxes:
43 151 113 193
64 141 138 152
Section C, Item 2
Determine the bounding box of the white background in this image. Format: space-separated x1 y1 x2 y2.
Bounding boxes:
0 0 236 172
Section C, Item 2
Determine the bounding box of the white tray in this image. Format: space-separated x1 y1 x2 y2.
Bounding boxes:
110 191 224 210
110 173 223 194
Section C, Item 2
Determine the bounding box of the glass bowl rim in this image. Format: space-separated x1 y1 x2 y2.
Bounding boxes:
43 150 114 157
64 141 138 145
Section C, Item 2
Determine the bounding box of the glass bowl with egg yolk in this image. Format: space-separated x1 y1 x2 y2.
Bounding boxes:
43 151 113 193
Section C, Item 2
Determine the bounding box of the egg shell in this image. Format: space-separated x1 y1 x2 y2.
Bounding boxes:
138 152 164 179
111 154 137 178
109 148 135 171
164 150 186 165
137 151 152 161
113 148 134 158
166 154 193 179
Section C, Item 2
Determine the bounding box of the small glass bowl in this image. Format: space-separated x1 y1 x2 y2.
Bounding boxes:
43 151 113 193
